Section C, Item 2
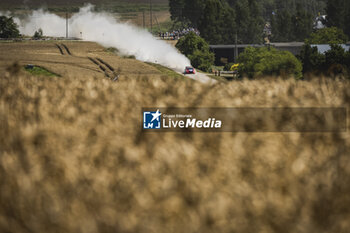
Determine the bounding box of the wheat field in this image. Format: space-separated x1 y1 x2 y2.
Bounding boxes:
0 65 350 233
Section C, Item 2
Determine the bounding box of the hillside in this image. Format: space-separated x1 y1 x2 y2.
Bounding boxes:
0 41 166 79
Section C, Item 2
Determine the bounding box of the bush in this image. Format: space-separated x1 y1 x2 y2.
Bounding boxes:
33 28 43 39
325 44 349 76
346 49 350 69
176 32 214 72
238 47 303 79
305 27 348 44
0 16 20 38
189 50 215 72
224 62 235 71
325 44 347 66
298 44 350 78
298 44 325 74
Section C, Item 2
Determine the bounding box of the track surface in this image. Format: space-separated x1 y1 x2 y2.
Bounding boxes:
184 72 217 84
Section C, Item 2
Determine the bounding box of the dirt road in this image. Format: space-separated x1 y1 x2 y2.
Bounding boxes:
183 72 217 84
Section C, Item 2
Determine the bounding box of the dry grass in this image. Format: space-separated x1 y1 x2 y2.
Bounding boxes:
119 10 170 27
0 66 350 233
0 41 162 79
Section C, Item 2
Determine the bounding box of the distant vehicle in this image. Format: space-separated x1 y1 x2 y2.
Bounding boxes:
184 66 196 74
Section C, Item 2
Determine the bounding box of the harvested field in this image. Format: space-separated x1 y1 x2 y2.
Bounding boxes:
121 10 171 27
0 41 163 79
0 66 350 232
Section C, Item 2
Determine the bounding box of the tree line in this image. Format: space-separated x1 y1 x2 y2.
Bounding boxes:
169 0 350 44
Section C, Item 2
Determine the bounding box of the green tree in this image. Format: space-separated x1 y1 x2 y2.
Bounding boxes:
324 44 349 76
326 0 350 38
325 44 347 67
176 32 215 72
271 10 293 42
169 0 185 22
33 28 43 39
305 27 348 44
246 0 264 43
297 44 325 73
292 3 313 41
184 0 206 27
198 0 236 44
326 0 346 31
189 50 215 72
0 16 20 38
169 0 206 27
234 0 264 44
346 49 350 68
272 6 313 42
345 1 350 37
297 43 350 76
238 47 303 78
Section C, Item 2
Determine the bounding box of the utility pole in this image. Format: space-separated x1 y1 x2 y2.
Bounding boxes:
66 12 68 38
143 10 145 29
150 0 153 34
154 14 161 34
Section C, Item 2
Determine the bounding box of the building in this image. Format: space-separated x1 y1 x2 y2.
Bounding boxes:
210 42 305 66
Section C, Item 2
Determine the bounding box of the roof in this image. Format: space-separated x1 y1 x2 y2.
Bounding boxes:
210 42 305 49
270 42 305 47
209 44 263 49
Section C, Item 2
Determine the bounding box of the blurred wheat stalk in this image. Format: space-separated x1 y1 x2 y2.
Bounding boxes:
0 65 350 233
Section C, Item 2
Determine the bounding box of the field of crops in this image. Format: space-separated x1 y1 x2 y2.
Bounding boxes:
1 61 350 232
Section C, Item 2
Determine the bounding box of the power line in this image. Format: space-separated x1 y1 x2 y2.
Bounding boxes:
66 12 68 38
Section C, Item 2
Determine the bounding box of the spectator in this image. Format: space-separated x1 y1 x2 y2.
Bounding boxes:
158 27 200 40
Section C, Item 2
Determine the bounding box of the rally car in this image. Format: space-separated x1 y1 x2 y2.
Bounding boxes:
184 66 196 74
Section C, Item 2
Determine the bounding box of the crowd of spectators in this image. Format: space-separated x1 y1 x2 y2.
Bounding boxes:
158 28 200 40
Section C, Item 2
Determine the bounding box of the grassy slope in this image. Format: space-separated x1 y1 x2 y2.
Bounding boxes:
24 65 60 77
146 62 189 80
0 41 163 79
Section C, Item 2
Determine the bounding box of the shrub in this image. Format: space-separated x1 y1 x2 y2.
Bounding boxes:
33 28 43 39
189 50 215 72
325 44 347 66
325 44 349 76
298 44 326 74
176 32 214 72
238 47 303 79
346 49 350 69
224 62 235 71
298 44 350 78
305 27 348 44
